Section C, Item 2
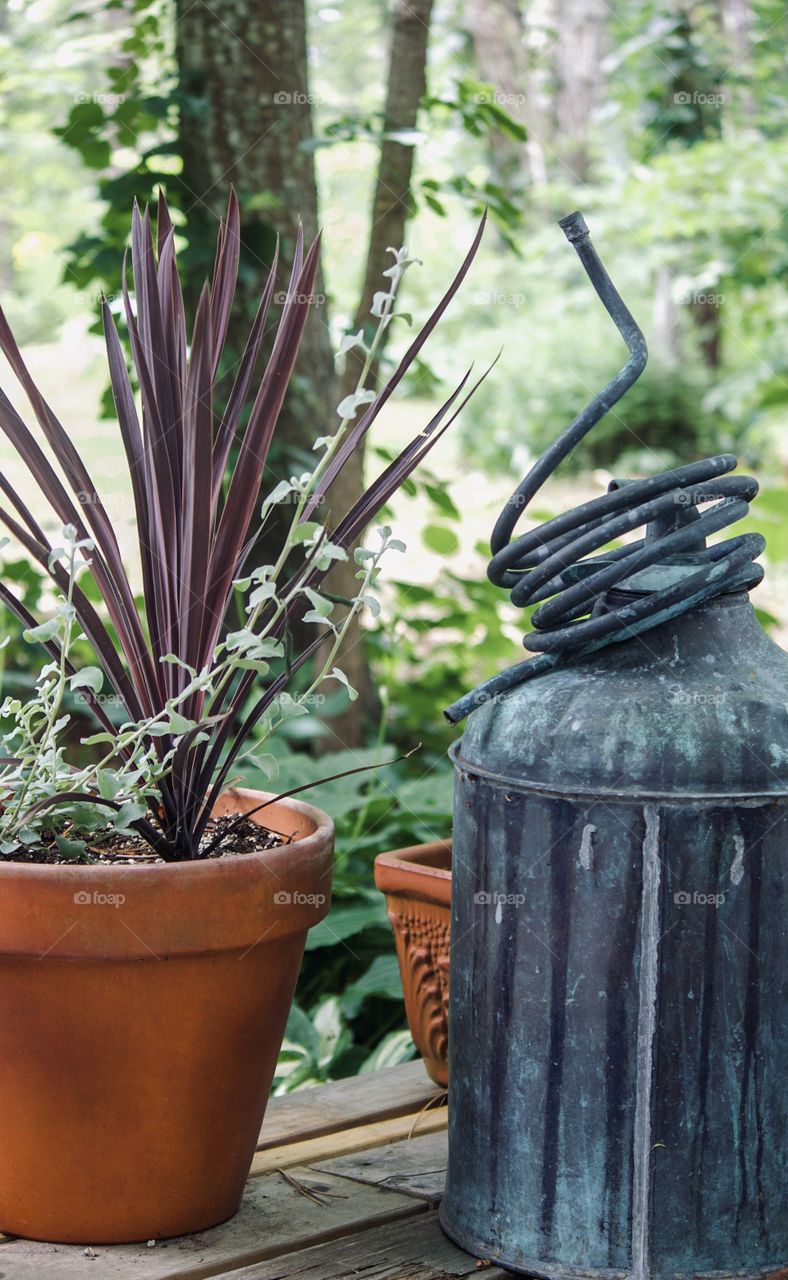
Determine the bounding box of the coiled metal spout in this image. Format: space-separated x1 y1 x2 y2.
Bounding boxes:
445 211 765 724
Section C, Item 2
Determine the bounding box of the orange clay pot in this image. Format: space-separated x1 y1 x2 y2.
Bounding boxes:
374 840 451 1087
0 787 333 1244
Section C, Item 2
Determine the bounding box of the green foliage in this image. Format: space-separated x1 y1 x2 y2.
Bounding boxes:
275 996 414 1092
54 0 178 317
234 737 455 1082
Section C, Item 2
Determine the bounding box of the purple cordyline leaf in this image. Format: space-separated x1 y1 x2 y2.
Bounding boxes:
191 632 326 845
179 284 215 679
200 750 417 856
266 365 490 625
301 212 487 522
102 300 171 695
17 787 162 841
209 189 241 381
198 232 322 668
122 264 179 572
0 306 125 566
155 188 174 258
0 382 158 716
110 286 177 681
132 205 178 449
211 243 280 505
0 305 157 685
331 361 496 551
130 206 182 505
155 229 185 430
156 192 188 392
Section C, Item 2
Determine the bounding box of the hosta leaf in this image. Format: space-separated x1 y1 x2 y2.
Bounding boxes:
360 1029 416 1073
341 954 403 1017
304 900 388 951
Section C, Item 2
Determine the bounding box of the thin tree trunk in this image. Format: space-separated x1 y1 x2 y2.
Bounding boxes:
690 296 723 369
320 0 435 750
464 0 529 197
522 0 557 190
654 265 679 365
553 0 608 183
718 0 757 131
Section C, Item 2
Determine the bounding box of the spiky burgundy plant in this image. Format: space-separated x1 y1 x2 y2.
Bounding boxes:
0 193 486 860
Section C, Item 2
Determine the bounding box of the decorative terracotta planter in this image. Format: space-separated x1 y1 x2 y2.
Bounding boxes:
0 787 333 1244
374 840 451 1087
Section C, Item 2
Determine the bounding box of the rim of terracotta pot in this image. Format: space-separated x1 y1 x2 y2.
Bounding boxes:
0 788 334 960
374 838 452 907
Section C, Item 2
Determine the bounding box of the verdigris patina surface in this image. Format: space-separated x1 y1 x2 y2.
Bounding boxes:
440 213 787 1280
442 592 788 1278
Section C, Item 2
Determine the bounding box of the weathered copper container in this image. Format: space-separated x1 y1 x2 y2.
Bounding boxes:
440 591 788 1279
375 840 451 1086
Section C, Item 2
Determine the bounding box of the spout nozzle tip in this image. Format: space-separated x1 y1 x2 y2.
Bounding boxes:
559 211 589 244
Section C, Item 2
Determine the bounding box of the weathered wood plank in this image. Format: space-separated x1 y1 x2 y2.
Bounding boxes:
0 1171 425 1280
207 1210 509 1279
258 1060 443 1150
309 1129 448 1206
250 1106 448 1179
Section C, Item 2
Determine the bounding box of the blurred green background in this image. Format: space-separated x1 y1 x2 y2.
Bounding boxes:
0 0 786 1084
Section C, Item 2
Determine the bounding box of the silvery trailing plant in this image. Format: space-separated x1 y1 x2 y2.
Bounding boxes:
0 193 485 860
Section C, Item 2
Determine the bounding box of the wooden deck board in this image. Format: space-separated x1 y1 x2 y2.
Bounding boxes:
0 1173 425 1280
310 1129 448 1205
251 1105 447 1178
207 1210 510 1279
258 1060 444 1150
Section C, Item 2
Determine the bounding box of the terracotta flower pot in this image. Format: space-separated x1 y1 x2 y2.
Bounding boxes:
374 840 451 1087
0 787 333 1244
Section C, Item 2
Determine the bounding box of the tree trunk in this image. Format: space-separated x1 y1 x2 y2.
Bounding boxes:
464 0 529 197
174 0 335 471
553 0 608 182
320 0 435 750
718 0 758 131
654 265 679 365
521 0 557 190
690 296 723 369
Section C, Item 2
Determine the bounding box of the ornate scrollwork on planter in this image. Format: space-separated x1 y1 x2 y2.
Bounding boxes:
387 899 450 1085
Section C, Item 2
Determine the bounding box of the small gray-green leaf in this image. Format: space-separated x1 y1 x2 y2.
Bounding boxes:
23 618 59 644
328 667 358 701
303 587 333 618
114 800 147 831
70 666 104 694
